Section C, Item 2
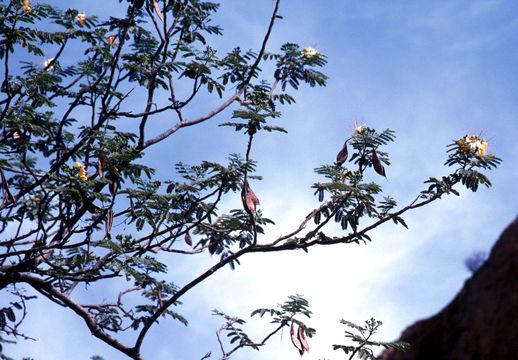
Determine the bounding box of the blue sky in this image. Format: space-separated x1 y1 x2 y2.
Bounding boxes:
5 1 518 359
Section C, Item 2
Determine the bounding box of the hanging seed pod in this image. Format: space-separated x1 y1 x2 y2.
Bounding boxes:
371 149 386 177
0 170 15 204
105 208 113 233
245 182 260 213
153 0 164 22
129 195 137 217
185 231 192 247
336 141 348 165
109 180 119 197
290 320 304 355
298 325 310 354
97 159 104 178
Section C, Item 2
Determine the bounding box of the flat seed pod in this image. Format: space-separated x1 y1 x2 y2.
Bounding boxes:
185 231 192 247
109 180 119 197
298 325 310 353
105 208 113 233
245 183 260 213
336 141 348 165
129 195 137 217
153 0 164 22
0 171 15 204
290 320 304 355
97 159 104 178
371 150 386 177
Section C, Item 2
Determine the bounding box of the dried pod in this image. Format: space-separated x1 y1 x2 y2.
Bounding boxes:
371 149 386 177
336 141 348 165
129 195 137 217
12 131 20 140
153 0 164 22
0 170 15 204
97 159 104 178
109 180 119 197
245 182 260 213
290 320 304 355
298 325 310 353
185 231 192 247
105 208 113 233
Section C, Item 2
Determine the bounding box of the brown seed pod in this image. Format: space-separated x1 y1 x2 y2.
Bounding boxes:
371 149 386 177
129 195 137 217
105 208 113 233
185 231 192 247
0 170 15 204
97 159 104 178
153 0 164 22
245 183 260 213
336 141 348 165
109 180 119 197
290 320 304 355
298 324 310 353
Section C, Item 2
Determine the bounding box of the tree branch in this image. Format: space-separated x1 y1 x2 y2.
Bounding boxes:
17 273 141 359
142 0 282 150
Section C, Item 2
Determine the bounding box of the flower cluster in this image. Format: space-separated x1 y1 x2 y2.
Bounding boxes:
456 135 489 156
75 162 88 181
301 47 320 58
354 124 364 134
21 0 32 13
76 12 86 26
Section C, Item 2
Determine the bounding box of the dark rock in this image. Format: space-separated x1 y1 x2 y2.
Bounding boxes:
381 217 518 360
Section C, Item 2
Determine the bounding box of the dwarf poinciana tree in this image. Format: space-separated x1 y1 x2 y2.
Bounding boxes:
0 1 501 359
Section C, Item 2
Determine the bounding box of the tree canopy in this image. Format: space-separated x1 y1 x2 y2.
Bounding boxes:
0 1 501 359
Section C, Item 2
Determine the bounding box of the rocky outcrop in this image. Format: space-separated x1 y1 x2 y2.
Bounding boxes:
381 217 518 360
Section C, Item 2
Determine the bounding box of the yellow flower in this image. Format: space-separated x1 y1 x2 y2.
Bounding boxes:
76 12 87 26
477 140 488 156
75 162 88 181
457 134 489 157
301 47 320 58
354 125 364 134
21 0 32 13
